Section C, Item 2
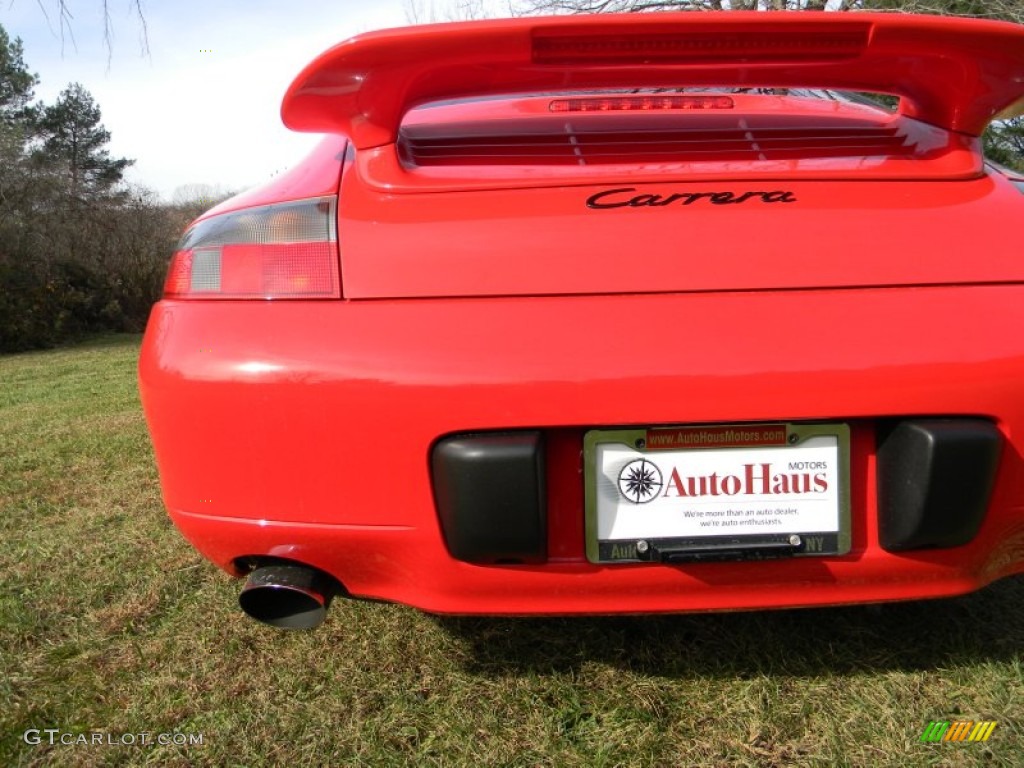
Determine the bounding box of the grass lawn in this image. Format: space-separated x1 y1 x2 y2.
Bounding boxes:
1 334 1022 766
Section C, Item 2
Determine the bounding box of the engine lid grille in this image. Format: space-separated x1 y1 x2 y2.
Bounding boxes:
401 116 919 167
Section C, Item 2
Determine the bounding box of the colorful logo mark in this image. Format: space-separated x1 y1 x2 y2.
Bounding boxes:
920 721 997 743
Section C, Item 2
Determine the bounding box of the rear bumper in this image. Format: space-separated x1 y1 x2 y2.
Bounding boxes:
139 285 1024 614
167 506 1021 614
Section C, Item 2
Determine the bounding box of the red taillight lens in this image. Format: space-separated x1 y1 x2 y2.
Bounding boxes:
549 95 734 112
163 196 340 299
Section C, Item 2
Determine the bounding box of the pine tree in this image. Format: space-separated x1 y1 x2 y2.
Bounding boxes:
0 24 37 121
0 23 39 162
34 83 133 197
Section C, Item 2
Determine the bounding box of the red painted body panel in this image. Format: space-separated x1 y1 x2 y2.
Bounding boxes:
140 285 1024 614
141 13 1024 618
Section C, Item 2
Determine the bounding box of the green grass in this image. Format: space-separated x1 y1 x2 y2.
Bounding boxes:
1 334 1022 767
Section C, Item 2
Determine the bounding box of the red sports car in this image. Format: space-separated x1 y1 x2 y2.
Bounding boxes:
139 12 1024 629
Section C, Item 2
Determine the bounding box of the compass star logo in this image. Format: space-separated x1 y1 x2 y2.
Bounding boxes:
617 458 663 504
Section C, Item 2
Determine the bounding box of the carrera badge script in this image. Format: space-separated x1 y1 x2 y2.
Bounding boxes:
586 188 797 209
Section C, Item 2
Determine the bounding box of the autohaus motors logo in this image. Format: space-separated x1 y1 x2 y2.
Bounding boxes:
616 455 830 504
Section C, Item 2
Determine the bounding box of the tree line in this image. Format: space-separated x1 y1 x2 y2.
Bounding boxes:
511 0 1022 17
0 24 211 353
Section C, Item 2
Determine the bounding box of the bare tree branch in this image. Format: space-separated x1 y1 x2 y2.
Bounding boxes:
33 0 78 56
405 0 511 22
34 1 151 57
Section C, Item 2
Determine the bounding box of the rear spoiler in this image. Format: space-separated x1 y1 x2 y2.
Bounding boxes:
282 12 1024 150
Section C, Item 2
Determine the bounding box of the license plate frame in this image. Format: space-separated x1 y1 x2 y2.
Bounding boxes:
584 422 851 564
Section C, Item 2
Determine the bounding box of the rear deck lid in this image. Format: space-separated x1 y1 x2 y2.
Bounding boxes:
337 172 1024 299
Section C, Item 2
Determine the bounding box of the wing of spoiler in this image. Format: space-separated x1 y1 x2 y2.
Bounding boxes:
281 12 1024 150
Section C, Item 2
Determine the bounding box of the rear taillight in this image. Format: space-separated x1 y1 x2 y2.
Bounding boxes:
163 196 340 299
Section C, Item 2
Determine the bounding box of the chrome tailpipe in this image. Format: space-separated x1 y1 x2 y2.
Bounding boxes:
238 563 338 630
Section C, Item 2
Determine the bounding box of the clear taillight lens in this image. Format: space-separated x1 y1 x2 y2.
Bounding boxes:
163 196 340 299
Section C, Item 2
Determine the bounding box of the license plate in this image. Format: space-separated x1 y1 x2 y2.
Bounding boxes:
584 423 850 563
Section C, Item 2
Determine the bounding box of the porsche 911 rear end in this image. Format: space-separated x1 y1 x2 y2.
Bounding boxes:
139 12 1024 629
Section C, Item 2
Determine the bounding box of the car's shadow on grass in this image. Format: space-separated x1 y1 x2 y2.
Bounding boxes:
432 575 1024 678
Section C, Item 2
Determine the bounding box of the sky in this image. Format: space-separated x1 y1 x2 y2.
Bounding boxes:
1 0 419 200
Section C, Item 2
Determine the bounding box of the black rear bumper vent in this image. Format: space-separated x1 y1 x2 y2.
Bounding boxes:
877 419 1001 552
432 431 546 564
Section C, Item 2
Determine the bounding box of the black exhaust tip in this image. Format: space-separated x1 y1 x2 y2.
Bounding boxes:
238 563 338 630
